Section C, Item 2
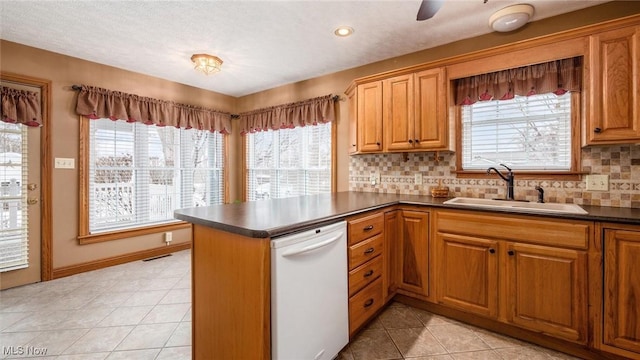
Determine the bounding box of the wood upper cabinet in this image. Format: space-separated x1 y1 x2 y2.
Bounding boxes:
603 228 640 355
398 209 429 299
383 68 447 151
435 232 499 318
347 86 358 154
587 25 640 144
505 242 588 344
383 74 415 151
413 68 447 150
357 81 383 152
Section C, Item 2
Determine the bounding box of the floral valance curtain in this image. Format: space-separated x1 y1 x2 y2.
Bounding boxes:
454 57 583 105
239 94 336 134
1 86 42 127
75 85 232 134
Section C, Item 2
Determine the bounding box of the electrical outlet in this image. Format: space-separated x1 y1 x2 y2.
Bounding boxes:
415 173 423 185
369 171 380 185
585 174 609 191
54 157 75 169
164 232 173 245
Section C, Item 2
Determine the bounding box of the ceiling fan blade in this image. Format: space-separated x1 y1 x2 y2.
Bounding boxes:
416 0 444 21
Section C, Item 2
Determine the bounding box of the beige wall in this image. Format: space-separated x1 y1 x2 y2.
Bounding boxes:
1 1 638 271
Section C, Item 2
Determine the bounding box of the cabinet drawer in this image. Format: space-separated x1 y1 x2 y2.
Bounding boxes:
349 277 384 333
435 210 591 249
348 212 384 245
349 255 382 296
349 233 383 270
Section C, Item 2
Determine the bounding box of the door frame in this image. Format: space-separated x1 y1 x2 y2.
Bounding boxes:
1 71 52 281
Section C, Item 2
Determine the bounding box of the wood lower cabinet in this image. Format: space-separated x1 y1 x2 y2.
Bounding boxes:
587 25 640 144
398 209 429 299
347 211 385 336
433 210 590 344
435 233 498 317
603 228 640 356
505 242 587 343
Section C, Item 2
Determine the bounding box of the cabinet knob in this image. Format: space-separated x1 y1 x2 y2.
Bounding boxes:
489 248 496 254
364 247 375 254
408 139 413 144
594 127 602 133
364 270 374 277
415 139 420 143
364 298 374 308
508 250 515 256
376 142 381 146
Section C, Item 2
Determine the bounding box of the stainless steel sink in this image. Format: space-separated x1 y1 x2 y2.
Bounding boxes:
442 197 588 215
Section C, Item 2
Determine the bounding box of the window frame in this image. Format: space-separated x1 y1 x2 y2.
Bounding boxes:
455 92 583 180
78 116 229 244
242 121 337 201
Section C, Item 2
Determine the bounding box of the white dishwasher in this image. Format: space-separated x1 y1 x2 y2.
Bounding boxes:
271 221 349 360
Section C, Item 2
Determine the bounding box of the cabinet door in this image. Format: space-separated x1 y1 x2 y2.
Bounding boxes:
398 210 429 298
506 242 588 343
414 68 447 150
357 81 383 152
588 26 640 144
384 210 399 301
347 87 358 154
435 233 498 318
383 74 415 151
603 229 640 354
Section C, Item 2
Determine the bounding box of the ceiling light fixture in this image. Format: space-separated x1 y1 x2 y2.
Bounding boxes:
334 26 354 37
489 4 534 32
190 54 223 75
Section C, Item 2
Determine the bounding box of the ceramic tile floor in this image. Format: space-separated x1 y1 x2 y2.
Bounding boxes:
1 250 580 359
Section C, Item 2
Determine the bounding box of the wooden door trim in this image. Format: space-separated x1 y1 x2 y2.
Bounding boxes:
0 71 52 281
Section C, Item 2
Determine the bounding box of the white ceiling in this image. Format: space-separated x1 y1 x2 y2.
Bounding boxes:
0 0 610 97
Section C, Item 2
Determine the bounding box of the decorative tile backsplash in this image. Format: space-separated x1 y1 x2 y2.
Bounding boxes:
349 145 640 208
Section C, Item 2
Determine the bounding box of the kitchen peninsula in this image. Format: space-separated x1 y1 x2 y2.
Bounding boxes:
174 191 640 360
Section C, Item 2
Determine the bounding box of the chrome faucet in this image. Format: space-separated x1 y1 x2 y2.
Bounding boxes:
487 164 515 200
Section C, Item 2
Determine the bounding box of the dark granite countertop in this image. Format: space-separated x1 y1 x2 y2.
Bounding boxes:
173 191 640 238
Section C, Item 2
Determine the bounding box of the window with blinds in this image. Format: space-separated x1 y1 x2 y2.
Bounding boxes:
246 122 331 201
0 122 28 272
461 93 572 171
89 119 224 233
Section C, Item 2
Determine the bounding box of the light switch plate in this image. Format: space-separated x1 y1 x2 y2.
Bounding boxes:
54 157 75 169
415 173 423 185
585 174 609 191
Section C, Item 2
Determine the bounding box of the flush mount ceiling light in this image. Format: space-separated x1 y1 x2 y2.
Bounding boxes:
334 26 354 37
190 54 223 75
489 4 534 32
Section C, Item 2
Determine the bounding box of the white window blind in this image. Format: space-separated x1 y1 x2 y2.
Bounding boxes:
461 93 572 170
246 122 331 201
0 122 28 272
89 119 224 233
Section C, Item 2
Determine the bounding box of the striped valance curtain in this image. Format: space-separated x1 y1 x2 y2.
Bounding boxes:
239 94 336 134
1 86 42 127
75 85 232 134
454 56 583 105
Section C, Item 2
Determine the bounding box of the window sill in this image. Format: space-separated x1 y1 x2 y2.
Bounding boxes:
78 222 192 245
455 171 587 181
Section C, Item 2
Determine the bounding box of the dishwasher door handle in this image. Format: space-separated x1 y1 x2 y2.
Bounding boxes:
282 233 344 257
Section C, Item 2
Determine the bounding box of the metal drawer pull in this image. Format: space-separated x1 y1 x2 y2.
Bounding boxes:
364 247 375 254
363 225 374 231
364 298 374 308
364 270 374 277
